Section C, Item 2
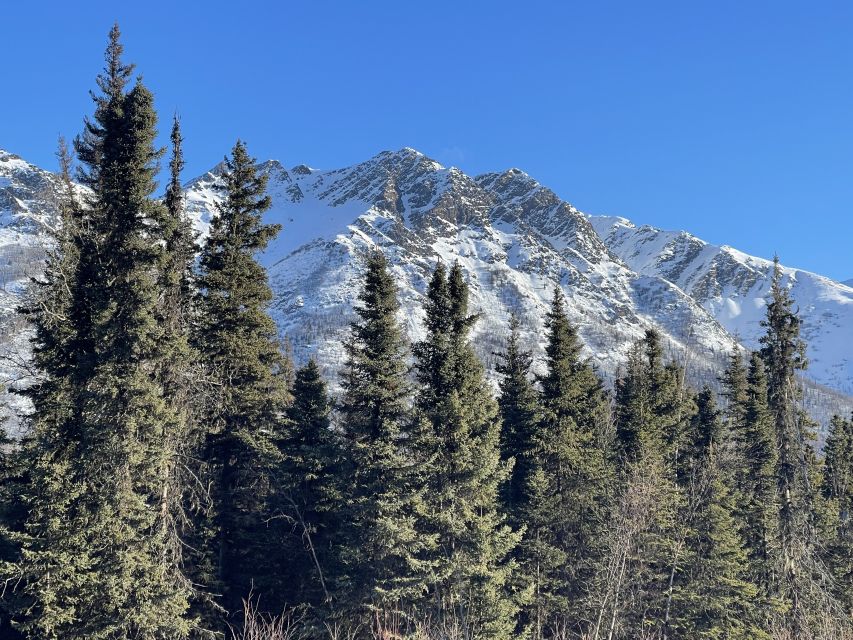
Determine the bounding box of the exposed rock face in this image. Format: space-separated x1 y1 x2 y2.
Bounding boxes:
590 216 853 396
2 146 852 432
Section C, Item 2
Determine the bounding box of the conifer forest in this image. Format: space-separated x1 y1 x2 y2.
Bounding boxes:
1 26 852 640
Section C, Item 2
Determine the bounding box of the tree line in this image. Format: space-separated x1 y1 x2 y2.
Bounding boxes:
0 26 851 640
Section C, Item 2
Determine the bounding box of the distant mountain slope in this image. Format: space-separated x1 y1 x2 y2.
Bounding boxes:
184 148 739 382
2 146 851 433
589 216 853 395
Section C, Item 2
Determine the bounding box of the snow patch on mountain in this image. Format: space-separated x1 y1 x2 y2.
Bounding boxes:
2 145 852 434
590 215 853 395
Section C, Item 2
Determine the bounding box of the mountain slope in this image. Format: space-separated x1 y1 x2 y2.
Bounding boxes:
2 146 851 432
0 149 74 426
589 216 853 395
184 148 739 382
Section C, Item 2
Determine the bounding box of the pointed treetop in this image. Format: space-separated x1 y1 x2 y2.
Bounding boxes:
448 261 478 334
97 23 135 101
165 115 184 216
761 254 807 373
693 386 723 456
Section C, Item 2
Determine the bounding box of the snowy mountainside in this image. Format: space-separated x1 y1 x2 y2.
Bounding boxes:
1 145 851 433
183 148 740 387
589 216 853 395
0 149 78 426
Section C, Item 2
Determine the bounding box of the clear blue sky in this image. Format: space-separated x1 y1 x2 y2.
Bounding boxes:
3 1 852 280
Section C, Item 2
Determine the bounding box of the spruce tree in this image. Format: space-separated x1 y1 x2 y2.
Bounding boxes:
821 414 853 619
413 261 518 639
3 138 83 639
607 330 693 638
721 351 750 435
616 329 692 462
16 26 191 639
740 353 781 598
759 257 827 631
496 313 540 515
495 314 549 638
533 285 612 636
333 251 431 629
194 140 292 623
613 341 653 458
161 115 197 338
720 350 750 482
277 359 341 610
0 396 24 640
670 388 767 640
153 115 199 598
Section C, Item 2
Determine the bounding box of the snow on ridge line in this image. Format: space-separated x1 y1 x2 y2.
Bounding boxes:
3 144 853 407
587 211 853 395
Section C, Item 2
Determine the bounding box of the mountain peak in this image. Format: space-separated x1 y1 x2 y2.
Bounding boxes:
474 168 540 202
258 159 286 172
0 149 39 175
2 145 851 422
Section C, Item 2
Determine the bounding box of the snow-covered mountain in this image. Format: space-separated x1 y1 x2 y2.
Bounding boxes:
2 146 852 432
183 149 739 384
0 149 73 424
589 216 853 396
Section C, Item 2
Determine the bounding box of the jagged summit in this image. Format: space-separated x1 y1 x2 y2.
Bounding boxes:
2 146 852 432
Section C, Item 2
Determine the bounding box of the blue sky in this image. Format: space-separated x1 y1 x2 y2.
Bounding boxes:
3 1 852 280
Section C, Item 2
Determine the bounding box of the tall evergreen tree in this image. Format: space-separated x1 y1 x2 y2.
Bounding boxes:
607 330 693 638
413 261 518 640
670 388 767 640
277 359 341 611
333 251 431 629
720 350 750 482
495 314 549 638
2 137 83 639
15 25 191 639
496 313 540 515
161 115 197 338
739 353 781 598
532 285 612 636
759 257 828 632
0 395 24 640
152 115 199 600
194 140 292 624
821 413 853 619
616 329 692 463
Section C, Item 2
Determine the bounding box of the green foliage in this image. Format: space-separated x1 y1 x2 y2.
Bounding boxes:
194 140 292 624
735 353 781 596
758 258 832 633
609 329 695 638
670 389 768 640
821 413 853 617
276 359 341 611
496 314 539 516
15 25 191 640
413 262 518 639
333 251 432 625
0 397 25 640
616 329 693 464
520 286 612 637
3 23 850 639
495 314 546 638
